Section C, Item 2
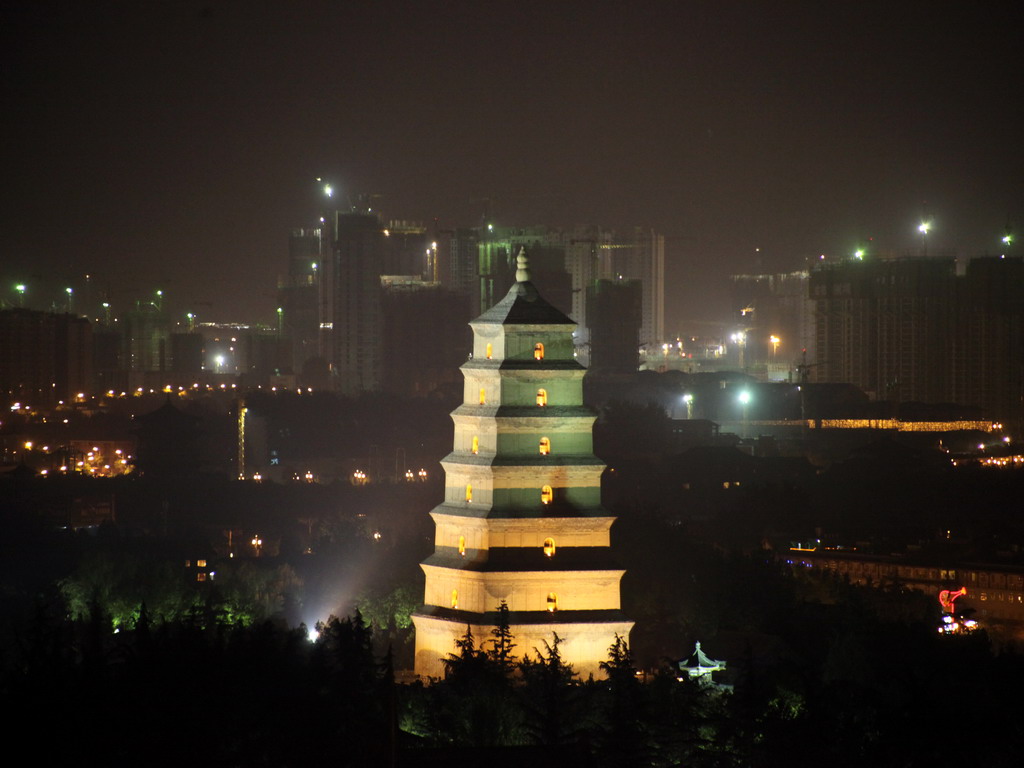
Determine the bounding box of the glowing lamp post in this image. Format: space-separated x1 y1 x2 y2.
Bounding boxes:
65 287 73 313
730 331 746 369
15 284 26 307
918 221 931 257
682 393 694 420
769 335 781 358
738 390 751 425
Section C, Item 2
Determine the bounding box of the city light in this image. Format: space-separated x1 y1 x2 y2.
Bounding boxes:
738 390 751 405
323 184 333 197
854 249 865 260
918 221 931 235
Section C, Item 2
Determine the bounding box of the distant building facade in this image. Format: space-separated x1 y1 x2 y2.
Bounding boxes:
278 228 323 374
586 278 643 373
0 308 92 405
332 211 387 396
380 276 470 397
733 255 1023 430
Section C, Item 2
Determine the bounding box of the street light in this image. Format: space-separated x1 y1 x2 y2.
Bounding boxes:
738 390 751 424
854 249 865 260
14 284 26 307
918 221 931 256
770 335 780 358
730 331 746 369
682 393 693 419
64 287 73 313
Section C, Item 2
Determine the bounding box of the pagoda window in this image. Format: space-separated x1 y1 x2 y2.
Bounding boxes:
536 388 548 406
541 485 553 505
471 436 479 454
547 592 558 612
465 484 473 503
539 437 551 455
479 388 486 405
534 342 544 361
485 343 493 360
451 590 459 609
543 537 556 557
458 535 466 556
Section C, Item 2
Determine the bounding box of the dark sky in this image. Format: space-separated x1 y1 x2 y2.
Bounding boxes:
3 0 1022 331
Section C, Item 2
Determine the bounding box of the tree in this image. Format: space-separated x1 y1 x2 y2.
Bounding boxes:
596 635 650 767
488 600 517 670
519 633 588 746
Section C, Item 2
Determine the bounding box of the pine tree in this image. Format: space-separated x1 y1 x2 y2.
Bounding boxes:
488 600 517 671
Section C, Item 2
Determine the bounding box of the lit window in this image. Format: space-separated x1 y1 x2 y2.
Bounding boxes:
197 573 207 582
536 388 547 406
465 484 473 502
534 342 544 361
539 437 551 455
197 559 207 568
547 592 558 612
451 590 459 609
543 537 556 557
486 343 493 360
479 388 486 405
472 436 479 454
458 535 466 556
185 560 191 568
541 485 553 504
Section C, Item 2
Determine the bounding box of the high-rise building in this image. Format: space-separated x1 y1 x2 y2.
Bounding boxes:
380 276 470 397
613 227 665 348
412 252 632 679
729 269 814 368
810 257 956 402
0 308 92 404
474 224 664 360
586 278 643 373
123 303 170 373
805 254 1023 430
278 228 322 374
332 212 387 395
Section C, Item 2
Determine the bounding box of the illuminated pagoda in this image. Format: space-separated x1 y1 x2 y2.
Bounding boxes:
412 250 632 679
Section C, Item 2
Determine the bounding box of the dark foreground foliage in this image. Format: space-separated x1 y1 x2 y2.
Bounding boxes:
4 590 1024 767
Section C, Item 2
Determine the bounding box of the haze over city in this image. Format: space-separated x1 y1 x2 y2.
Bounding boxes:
4 3 1024 764
3 0 1022 325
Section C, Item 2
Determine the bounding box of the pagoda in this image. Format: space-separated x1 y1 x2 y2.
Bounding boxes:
412 251 632 678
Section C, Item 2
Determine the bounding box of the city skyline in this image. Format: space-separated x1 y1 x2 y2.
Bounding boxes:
3 1 1022 328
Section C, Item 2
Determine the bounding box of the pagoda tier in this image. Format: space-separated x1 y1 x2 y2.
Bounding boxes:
412 251 633 679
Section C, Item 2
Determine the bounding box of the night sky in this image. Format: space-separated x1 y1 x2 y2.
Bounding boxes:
3 0 1022 330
